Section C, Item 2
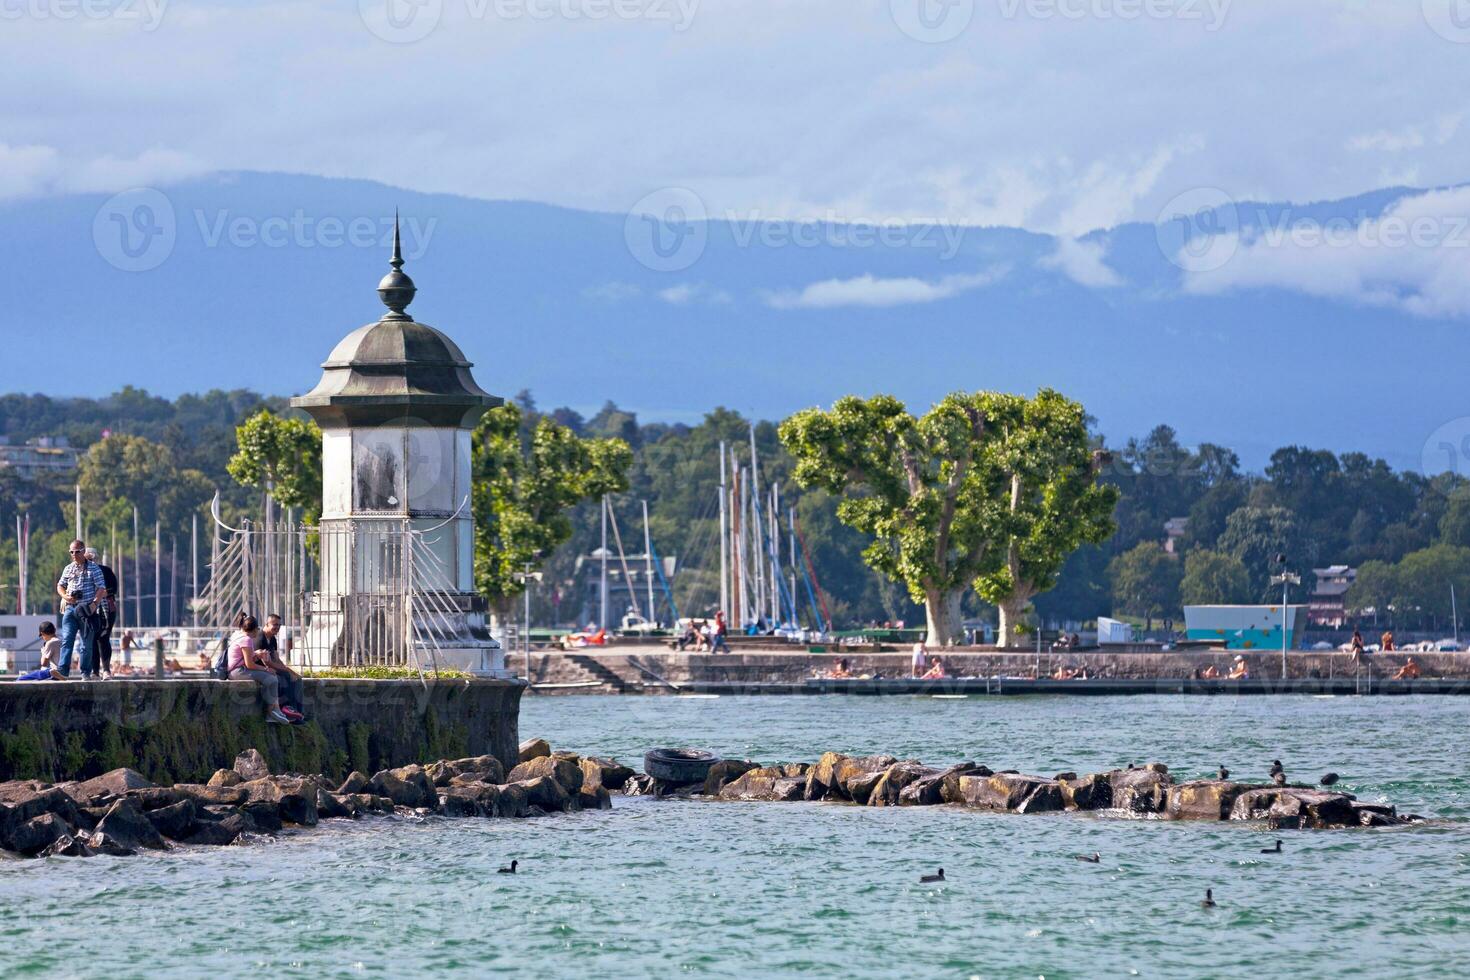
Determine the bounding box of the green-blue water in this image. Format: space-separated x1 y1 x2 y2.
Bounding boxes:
4 695 1469 977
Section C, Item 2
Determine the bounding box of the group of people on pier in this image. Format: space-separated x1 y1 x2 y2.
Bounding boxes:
223 611 305 725
18 538 117 681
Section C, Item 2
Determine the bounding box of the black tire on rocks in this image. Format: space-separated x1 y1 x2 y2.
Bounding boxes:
644 748 720 785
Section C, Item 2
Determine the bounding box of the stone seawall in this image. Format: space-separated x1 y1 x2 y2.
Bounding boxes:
0 678 524 784
525 648 1470 693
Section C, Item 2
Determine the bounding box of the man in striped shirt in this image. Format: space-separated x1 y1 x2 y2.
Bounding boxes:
55 539 108 677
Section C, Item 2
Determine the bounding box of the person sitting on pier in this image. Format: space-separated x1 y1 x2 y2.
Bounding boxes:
227 613 292 725
1051 664 1077 680
919 656 947 680
17 622 65 681
911 642 929 677
829 658 853 679
1380 630 1395 652
674 620 701 651
1200 663 1222 680
260 613 305 722
1227 655 1250 680
1393 657 1421 680
709 611 730 654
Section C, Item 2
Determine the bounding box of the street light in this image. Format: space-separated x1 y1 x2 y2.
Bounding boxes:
514 562 544 680
1270 555 1301 681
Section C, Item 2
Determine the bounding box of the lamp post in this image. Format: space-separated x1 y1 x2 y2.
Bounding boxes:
1271 564 1301 680
514 561 543 680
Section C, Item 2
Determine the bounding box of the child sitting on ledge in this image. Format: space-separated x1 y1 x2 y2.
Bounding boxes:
17 622 65 681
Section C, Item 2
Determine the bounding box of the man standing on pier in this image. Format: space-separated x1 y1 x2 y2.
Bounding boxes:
55 539 108 677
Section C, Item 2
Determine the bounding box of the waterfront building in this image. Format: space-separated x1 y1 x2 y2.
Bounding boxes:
0 436 79 480
1183 604 1304 650
1308 565 1356 628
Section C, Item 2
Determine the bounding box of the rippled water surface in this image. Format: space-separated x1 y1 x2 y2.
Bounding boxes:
4 694 1469 978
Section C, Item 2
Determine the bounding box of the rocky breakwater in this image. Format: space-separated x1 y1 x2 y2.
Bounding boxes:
0 741 634 860
629 750 1423 830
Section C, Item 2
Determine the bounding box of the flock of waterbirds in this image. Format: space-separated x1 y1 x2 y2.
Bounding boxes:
496 760 1341 910
914 759 1344 910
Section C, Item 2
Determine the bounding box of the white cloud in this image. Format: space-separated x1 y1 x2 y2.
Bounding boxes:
766 268 1006 310
0 143 207 202
1181 188 1470 318
658 283 732 305
583 281 642 303
1039 236 1122 288
2 2 1469 236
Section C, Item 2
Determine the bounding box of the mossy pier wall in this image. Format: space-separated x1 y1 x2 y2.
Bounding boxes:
0 678 524 784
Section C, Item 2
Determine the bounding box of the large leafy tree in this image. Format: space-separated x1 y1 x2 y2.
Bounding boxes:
79 433 213 534
473 402 632 623
1107 542 1182 623
1180 549 1251 606
1216 505 1302 598
226 409 323 520
780 393 1006 646
976 390 1119 646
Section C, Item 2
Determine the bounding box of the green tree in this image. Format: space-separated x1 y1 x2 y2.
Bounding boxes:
1108 542 1182 622
1216 505 1301 598
780 392 1007 646
226 409 323 518
974 390 1119 646
1180 549 1251 606
1438 486 1470 547
1348 559 1396 622
472 402 632 623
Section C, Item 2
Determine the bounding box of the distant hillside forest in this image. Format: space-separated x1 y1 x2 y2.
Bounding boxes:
3 387 1470 631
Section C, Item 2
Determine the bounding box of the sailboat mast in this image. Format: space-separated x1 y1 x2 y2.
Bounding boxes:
642 499 655 627
599 494 608 629
730 451 742 627
718 441 729 620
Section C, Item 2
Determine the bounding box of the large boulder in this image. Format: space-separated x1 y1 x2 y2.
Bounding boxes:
92 798 168 851
1016 781 1066 813
145 799 200 841
579 784 613 810
805 753 900 802
1166 781 1261 821
580 757 636 794
315 787 353 820
719 767 808 802
515 776 575 813
174 784 249 807
494 782 531 818
866 762 936 807
950 773 1056 811
7 812 76 856
518 738 552 763
239 777 321 826
702 759 760 797
184 819 242 847
62 769 155 807
1057 773 1111 811
1107 768 1173 813
369 766 438 809
427 756 507 787
1 784 83 838
234 749 270 782
438 784 501 817
507 755 584 796
41 833 95 858
621 773 658 797
900 763 990 807
208 769 243 788
125 787 183 812
337 772 370 795
1229 787 1358 828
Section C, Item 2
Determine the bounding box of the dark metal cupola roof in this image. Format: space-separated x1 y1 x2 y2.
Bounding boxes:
291 214 501 429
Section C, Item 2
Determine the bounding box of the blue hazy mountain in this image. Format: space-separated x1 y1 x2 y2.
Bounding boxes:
2 171 1462 473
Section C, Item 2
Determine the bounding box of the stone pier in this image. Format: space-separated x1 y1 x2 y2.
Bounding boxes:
0 678 524 784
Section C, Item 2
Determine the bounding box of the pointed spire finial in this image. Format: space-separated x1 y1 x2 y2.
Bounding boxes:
377 209 416 320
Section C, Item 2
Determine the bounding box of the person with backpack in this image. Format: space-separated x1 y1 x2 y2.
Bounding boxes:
226 613 292 725
83 547 119 679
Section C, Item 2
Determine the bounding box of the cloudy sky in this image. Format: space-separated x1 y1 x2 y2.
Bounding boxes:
4 0 1470 237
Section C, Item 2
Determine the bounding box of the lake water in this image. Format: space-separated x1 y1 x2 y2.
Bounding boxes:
3 694 1469 977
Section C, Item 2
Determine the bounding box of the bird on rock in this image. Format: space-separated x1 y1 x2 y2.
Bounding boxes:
920 868 945 883
1202 888 1217 908
1260 839 1283 855
1272 771 1288 786
1320 772 1340 786
1074 853 1101 863
1269 760 1284 778
498 860 518 874
1217 765 1230 780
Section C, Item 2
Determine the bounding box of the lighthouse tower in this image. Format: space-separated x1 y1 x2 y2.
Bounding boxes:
291 220 506 675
